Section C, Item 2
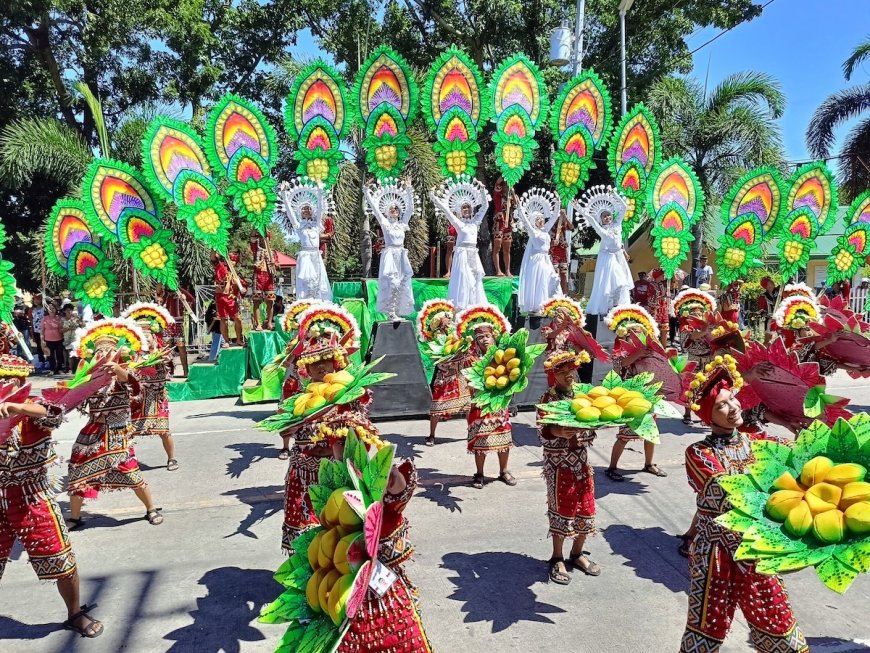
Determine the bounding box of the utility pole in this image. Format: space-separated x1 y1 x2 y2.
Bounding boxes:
618 0 635 116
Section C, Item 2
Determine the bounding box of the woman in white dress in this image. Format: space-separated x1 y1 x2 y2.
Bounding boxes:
576 185 633 316
515 188 562 314
363 179 415 320
430 177 490 309
279 180 333 302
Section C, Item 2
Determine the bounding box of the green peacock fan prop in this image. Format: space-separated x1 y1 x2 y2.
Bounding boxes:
421 46 491 180
141 116 231 254
828 190 870 285
0 258 15 322
489 53 549 188
80 158 179 289
607 103 660 237
779 162 838 281
286 60 350 188
352 45 419 182
716 413 870 593
647 156 705 279
205 94 279 233
550 70 611 206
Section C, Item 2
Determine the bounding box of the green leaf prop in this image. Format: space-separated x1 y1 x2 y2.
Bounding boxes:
715 215 765 285
715 414 870 593
117 209 179 289
0 259 16 322
66 241 117 315
607 103 660 223
828 221 870 285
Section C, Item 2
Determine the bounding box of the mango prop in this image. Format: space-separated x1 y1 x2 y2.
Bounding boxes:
600 404 624 420
318 527 341 569
804 491 838 517
784 501 813 537
806 483 842 507
621 398 652 418
772 471 804 492
338 496 364 529
825 463 867 488
813 509 846 544
506 358 520 370
496 376 509 389
575 406 601 421
508 368 520 382
592 395 616 409
587 386 608 398
306 569 326 612
308 531 324 569
333 532 366 575
800 456 834 487
840 482 870 510
844 502 870 535
766 490 806 521
322 487 352 528
318 568 342 613
326 573 355 625
571 397 592 411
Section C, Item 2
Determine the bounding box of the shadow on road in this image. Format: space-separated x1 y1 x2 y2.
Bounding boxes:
511 422 540 448
221 486 283 539
441 551 565 633
593 467 651 498
415 467 465 513
382 432 424 461
602 525 688 594
0 616 59 640
225 442 276 479
163 567 279 653
806 637 870 651
186 409 273 422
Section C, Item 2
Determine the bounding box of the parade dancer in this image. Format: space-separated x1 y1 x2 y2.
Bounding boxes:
550 204 573 294
319 208 335 267
538 349 600 585
576 186 633 316
66 319 163 528
154 282 194 378
604 305 667 481
679 355 808 653
430 177 490 309
719 280 743 325
123 303 178 471
0 354 104 637
250 231 279 331
673 288 717 426
212 251 246 347
363 179 415 320
491 177 518 276
515 187 562 315
279 179 333 302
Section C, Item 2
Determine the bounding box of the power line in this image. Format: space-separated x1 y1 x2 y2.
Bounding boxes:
687 0 777 57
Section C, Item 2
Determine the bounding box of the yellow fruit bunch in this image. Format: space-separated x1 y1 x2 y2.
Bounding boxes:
306 158 329 181
766 456 870 544
559 162 580 186
292 370 354 416
484 347 521 389
375 145 397 169
242 188 268 214
722 247 746 269
84 274 109 299
442 335 471 356
834 249 854 272
194 208 221 234
140 243 169 269
306 487 367 625
446 151 467 175
660 237 681 258
783 241 804 263
501 144 524 168
710 323 739 338
569 385 652 422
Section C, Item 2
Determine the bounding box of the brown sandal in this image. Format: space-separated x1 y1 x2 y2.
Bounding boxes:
569 553 601 576
145 509 164 525
548 558 571 585
63 604 104 638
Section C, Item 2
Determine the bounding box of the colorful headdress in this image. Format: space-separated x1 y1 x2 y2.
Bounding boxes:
281 299 321 335
604 304 659 340
685 353 744 422
773 295 821 331
0 353 33 379
417 298 455 343
543 349 590 371
295 305 361 367
205 94 279 234
648 156 705 278
280 177 326 226
71 318 149 361
778 162 838 281
607 103 660 237
550 70 610 205
455 305 511 340
422 46 490 180
489 53 549 187
781 282 816 302
45 198 117 314
352 45 419 181
141 116 231 254
716 167 785 285
576 184 628 232
673 288 717 317
121 302 176 334
828 190 870 284
541 297 585 327
286 60 349 188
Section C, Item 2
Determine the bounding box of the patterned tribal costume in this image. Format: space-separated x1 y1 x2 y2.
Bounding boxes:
67 376 146 497
156 288 193 345
720 284 741 324
681 318 713 370
250 237 278 302
0 402 77 581
538 387 596 539
680 430 808 653
132 350 172 439
612 338 641 443
430 351 472 421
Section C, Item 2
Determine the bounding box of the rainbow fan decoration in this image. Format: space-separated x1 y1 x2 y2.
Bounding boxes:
608 103 660 237
118 210 179 289
44 198 116 315
828 191 870 284
121 302 175 334
286 61 349 188
352 45 419 182
206 94 279 233
421 46 490 179
141 116 231 254
716 213 765 285
541 297 586 326
846 189 870 226
647 156 705 278
490 53 549 188
455 305 511 340
778 162 838 281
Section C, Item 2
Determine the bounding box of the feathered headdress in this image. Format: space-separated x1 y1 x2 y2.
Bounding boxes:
773 295 821 331
604 304 659 340
71 318 149 361
541 297 585 327
673 288 717 317
294 305 361 366
121 302 176 335
280 299 321 335
417 298 455 343
455 305 511 340
781 282 816 302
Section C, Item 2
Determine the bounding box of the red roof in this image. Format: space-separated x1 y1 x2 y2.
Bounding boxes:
275 251 296 267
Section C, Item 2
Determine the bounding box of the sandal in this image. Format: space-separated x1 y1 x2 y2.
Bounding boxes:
166 459 179 472
67 517 85 531
643 464 668 478
682 416 693 425
424 435 435 447
145 509 164 525
63 604 103 638
605 468 625 482
569 552 601 576
471 473 484 489
277 448 290 461
548 558 571 585
498 471 517 486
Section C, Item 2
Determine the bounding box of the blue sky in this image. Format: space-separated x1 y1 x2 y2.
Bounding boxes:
687 0 868 162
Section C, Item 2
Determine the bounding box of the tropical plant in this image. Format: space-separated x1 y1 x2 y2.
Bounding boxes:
646 71 786 266
806 37 870 202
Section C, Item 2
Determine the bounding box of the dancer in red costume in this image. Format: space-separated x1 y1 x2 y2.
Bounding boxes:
679 355 808 653
154 282 194 378
250 232 279 331
719 279 743 324
213 251 245 347
549 206 573 293
491 177 517 276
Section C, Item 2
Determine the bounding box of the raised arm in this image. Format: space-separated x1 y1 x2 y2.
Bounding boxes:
279 186 300 229
401 186 414 226
363 186 387 229
514 203 533 233
543 209 559 234
431 192 462 231
578 207 606 239
473 194 488 226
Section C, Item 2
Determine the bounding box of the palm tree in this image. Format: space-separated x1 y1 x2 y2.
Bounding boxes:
806 37 870 201
646 71 786 264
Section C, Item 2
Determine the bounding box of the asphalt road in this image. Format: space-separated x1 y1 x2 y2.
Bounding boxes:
2 371 870 652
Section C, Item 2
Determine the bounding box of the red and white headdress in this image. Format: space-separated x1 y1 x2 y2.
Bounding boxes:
673 288 717 318
781 282 815 302
541 297 585 327
281 299 322 334
121 302 175 334
71 318 149 361
294 305 360 367
604 304 659 340
772 294 820 331
685 354 744 424
455 304 511 340
417 298 454 342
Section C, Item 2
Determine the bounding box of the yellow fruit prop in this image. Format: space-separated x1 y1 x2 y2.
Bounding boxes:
565 384 656 424
287 371 356 418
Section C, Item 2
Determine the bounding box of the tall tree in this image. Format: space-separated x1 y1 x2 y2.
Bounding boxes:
646 71 786 264
806 37 870 202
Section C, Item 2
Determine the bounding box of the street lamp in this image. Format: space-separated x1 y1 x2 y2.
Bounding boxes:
618 0 635 116
549 0 586 75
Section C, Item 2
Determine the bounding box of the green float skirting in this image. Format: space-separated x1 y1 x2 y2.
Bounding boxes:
246 330 289 378
168 346 247 402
